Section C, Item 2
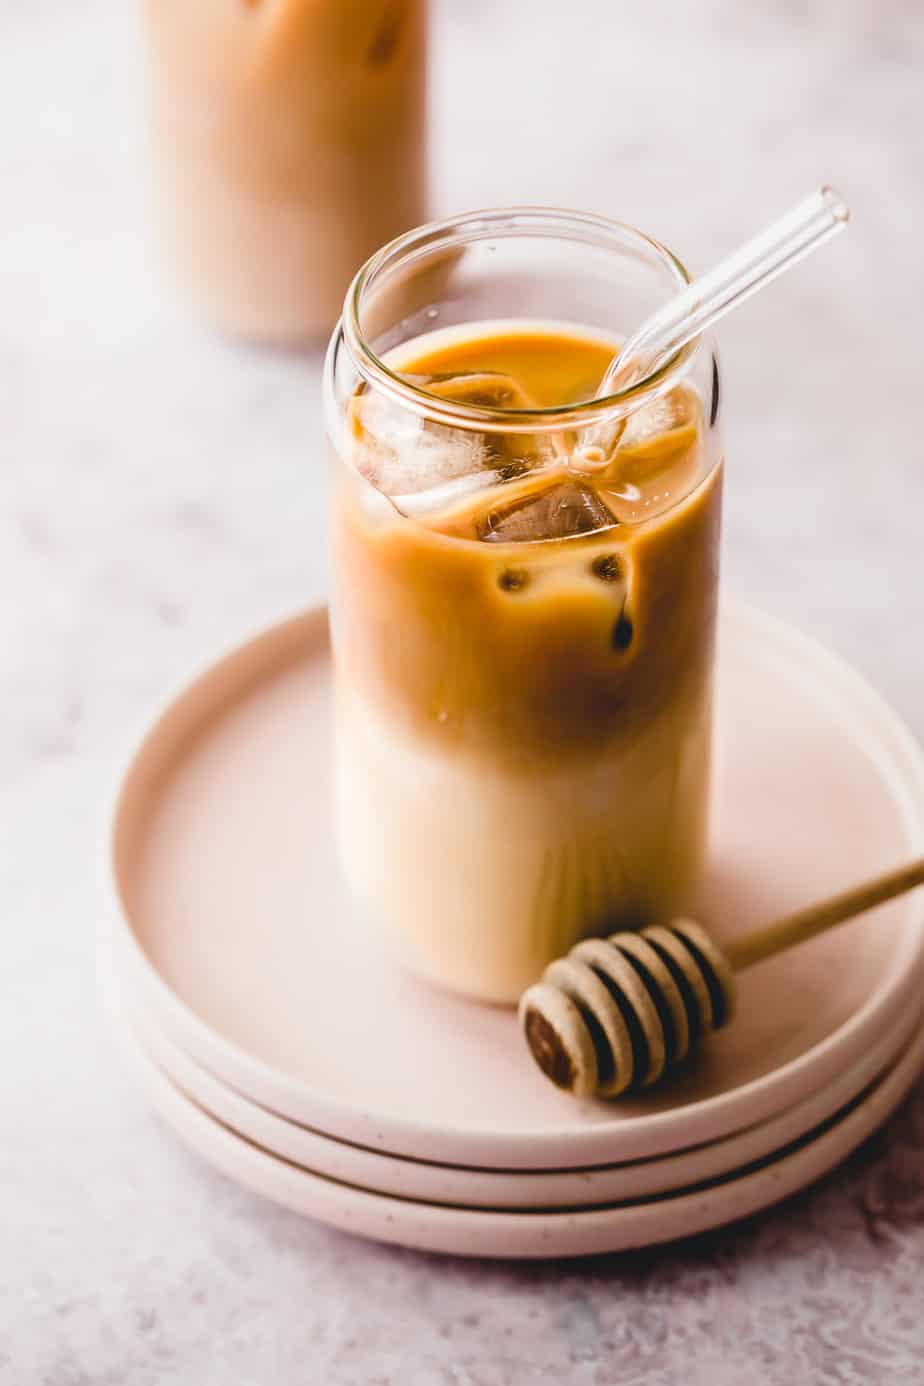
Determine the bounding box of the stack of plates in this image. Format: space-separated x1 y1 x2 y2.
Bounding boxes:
104 605 924 1259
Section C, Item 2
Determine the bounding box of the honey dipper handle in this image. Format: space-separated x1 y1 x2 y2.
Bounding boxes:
724 857 924 972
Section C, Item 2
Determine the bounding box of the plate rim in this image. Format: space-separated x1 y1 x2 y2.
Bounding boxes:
105 600 924 1168
113 994 924 1258
121 966 924 1207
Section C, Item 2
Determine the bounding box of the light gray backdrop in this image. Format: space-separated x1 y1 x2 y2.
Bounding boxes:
3 2 924 1381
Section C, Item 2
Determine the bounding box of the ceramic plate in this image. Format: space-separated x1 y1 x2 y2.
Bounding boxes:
124 984 922 1208
114 1000 924 1258
108 604 924 1168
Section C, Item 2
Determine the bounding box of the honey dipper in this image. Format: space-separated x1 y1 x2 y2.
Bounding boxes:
519 858 924 1099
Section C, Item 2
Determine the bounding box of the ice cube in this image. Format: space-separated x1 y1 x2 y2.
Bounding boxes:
477 480 617 544
348 388 491 497
407 371 538 412
597 384 703 524
619 385 698 456
411 371 556 476
571 384 697 478
347 372 556 510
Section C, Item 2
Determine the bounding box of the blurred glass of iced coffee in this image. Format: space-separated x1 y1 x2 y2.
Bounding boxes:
142 0 427 343
324 210 723 1003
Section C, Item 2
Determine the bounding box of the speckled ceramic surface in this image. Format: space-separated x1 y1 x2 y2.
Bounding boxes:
108 604 924 1171
122 990 923 1210
115 1000 924 1258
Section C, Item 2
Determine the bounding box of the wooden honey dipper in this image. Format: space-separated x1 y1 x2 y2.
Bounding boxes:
519 858 924 1099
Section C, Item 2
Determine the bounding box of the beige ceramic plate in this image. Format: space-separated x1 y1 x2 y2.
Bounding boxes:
116 1002 924 1258
108 604 924 1168
123 983 922 1209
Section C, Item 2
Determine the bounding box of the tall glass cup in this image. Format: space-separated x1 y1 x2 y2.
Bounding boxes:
142 0 428 344
324 209 722 1003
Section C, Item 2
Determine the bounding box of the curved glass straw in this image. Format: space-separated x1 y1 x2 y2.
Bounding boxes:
576 185 850 466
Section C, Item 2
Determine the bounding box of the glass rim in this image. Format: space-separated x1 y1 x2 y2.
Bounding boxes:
340 206 703 434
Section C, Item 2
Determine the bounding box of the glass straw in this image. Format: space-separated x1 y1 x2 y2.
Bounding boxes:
575 185 850 466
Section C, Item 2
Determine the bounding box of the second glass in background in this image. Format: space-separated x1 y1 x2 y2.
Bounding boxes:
142 0 428 344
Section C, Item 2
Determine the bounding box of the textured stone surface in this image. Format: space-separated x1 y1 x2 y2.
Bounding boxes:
3 0 924 1381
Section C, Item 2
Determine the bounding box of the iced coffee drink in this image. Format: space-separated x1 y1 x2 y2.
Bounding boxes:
142 0 427 343
325 212 723 1003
